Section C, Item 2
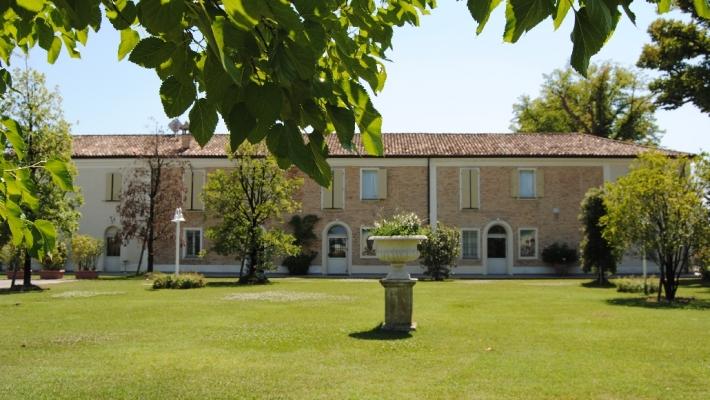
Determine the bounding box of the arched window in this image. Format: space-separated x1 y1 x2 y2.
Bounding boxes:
488 225 506 235
328 225 347 236
105 227 121 257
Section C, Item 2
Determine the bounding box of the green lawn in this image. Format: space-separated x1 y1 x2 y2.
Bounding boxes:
1 277 709 399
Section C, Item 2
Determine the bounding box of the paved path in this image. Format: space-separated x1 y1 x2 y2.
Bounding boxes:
0 279 75 289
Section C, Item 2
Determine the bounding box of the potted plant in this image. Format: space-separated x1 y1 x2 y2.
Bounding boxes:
542 242 578 275
1 243 25 280
370 212 427 280
282 214 320 275
71 234 103 279
39 242 67 279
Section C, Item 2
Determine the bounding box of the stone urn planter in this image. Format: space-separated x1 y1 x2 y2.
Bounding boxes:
5 270 25 280
39 269 65 280
372 235 427 332
75 270 99 280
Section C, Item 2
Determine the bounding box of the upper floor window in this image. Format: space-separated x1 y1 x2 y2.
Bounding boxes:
460 168 480 209
361 168 387 200
512 168 544 199
461 229 480 259
185 228 202 258
322 168 345 209
184 169 205 210
105 172 122 201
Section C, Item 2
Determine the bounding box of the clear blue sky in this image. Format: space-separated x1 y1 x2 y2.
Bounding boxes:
20 2 709 154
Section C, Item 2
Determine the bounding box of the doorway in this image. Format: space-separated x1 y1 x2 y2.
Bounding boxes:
325 224 349 274
486 224 508 275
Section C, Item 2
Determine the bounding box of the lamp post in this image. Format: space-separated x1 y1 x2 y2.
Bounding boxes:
172 208 185 275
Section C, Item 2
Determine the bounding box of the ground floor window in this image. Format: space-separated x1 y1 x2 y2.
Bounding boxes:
461 229 480 259
185 229 202 258
105 227 121 257
360 227 376 258
518 228 538 259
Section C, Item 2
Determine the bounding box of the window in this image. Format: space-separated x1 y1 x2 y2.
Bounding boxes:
460 168 480 209
518 228 538 259
461 229 480 259
322 168 345 209
105 227 121 257
184 169 205 210
105 172 122 201
360 227 377 258
360 168 387 200
185 229 202 258
519 169 536 198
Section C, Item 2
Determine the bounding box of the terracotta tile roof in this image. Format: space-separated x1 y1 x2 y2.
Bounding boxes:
72 133 685 159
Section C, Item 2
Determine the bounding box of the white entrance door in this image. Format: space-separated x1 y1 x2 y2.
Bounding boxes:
486 225 508 275
104 227 122 271
326 225 348 274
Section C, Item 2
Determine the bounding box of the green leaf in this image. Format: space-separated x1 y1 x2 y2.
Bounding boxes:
33 219 57 258
245 83 282 126
137 0 185 34
225 103 255 151
118 28 140 60
694 0 710 18
47 36 62 63
2 118 26 160
467 0 503 34
223 0 265 30
188 98 218 146
570 7 616 75
504 0 556 43
5 200 25 246
657 0 671 13
326 105 355 149
45 159 73 191
160 76 196 117
128 37 174 68
553 0 571 30
106 0 137 30
210 16 248 85
17 0 45 12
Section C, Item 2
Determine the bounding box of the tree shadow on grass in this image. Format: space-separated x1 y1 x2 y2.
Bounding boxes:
206 281 274 288
581 280 616 289
606 297 710 310
349 325 413 341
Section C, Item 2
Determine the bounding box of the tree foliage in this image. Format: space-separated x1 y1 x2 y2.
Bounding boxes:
2 1 706 187
638 0 710 114
419 223 460 281
0 67 80 289
283 214 320 275
601 152 709 301
117 133 186 274
71 234 103 272
203 144 300 284
511 63 661 143
579 187 622 284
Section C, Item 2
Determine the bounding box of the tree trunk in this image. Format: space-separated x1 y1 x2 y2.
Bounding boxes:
135 239 146 276
147 231 154 273
9 262 18 290
22 249 32 290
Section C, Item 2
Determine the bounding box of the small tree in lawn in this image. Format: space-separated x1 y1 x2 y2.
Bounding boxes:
204 144 300 284
117 133 185 274
602 152 709 302
419 224 461 281
579 187 623 284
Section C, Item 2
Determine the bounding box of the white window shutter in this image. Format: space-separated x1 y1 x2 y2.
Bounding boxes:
112 173 122 201
470 169 480 208
193 171 205 210
183 169 193 208
377 168 387 199
460 169 471 209
535 170 544 198
333 169 345 209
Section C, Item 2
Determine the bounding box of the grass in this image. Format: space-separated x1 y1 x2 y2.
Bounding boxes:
1 277 709 399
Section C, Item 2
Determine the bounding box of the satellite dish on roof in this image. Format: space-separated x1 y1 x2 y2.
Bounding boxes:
168 118 182 134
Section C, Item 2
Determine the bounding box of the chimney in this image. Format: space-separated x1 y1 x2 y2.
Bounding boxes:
180 133 191 150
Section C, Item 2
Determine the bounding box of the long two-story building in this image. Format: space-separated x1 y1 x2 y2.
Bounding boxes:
72 132 679 276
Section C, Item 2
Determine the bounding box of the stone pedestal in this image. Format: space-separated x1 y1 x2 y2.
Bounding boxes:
380 278 417 332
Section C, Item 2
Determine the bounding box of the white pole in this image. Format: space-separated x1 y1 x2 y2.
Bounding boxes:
175 220 180 276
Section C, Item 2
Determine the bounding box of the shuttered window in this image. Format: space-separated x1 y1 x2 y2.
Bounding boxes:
512 168 544 198
184 170 206 210
322 168 345 209
459 168 480 209
105 173 122 201
361 168 387 200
